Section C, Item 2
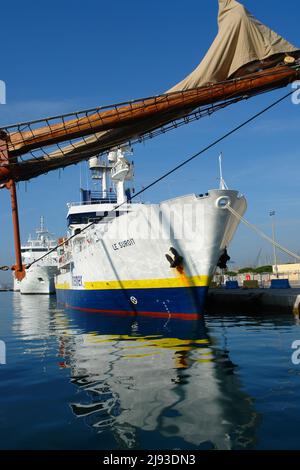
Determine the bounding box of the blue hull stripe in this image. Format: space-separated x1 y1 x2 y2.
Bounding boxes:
56 286 208 320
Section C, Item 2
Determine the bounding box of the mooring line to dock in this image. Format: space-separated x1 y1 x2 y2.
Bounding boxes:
226 205 300 261
14 85 298 272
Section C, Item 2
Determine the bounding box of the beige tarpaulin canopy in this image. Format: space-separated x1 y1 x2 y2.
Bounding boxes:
168 0 299 92
45 0 299 163
47 0 298 163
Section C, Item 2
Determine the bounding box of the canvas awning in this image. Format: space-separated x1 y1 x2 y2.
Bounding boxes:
168 0 299 92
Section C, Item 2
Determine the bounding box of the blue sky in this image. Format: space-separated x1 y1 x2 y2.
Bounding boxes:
0 0 300 282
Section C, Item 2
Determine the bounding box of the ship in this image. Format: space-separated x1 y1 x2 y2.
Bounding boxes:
55 148 246 318
1 0 298 297
13 217 58 294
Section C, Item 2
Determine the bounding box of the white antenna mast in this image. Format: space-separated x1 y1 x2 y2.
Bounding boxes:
79 162 82 190
219 152 228 190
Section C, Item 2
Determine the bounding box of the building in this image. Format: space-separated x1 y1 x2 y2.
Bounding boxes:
273 263 300 283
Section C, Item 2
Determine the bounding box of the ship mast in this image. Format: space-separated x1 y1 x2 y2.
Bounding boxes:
110 148 134 204
87 147 134 204
219 153 228 190
88 156 113 201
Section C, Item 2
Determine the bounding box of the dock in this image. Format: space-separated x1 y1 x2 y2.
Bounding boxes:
206 288 300 316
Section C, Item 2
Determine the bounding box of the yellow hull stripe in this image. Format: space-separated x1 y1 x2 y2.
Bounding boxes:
56 282 71 290
86 335 210 347
56 275 210 291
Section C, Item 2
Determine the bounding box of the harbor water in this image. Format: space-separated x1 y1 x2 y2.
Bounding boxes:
1 291 300 450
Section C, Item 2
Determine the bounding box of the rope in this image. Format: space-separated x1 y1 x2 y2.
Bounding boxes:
3 97 245 167
25 87 298 269
227 205 300 261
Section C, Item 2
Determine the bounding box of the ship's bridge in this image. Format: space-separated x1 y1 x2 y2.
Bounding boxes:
66 149 139 227
66 200 140 226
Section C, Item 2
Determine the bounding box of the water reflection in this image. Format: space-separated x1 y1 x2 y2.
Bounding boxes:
9 294 266 449
12 293 53 341
50 307 259 450
8 293 300 449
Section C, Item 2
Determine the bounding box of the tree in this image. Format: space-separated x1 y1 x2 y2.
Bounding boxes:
238 267 255 274
255 265 273 274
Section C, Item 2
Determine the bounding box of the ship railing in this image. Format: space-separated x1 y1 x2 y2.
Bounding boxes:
25 240 57 248
36 257 58 266
58 251 72 266
67 199 117 207
67 201 138 209
72 190 118 206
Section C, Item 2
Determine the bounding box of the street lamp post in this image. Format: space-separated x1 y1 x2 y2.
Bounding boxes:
269 210 279 279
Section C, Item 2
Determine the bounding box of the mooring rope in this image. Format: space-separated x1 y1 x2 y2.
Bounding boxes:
227 204 300 262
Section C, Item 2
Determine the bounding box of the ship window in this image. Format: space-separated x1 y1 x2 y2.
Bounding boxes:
68 212 99 225
68 210 124 225
21 248 49 253
27 248 49 253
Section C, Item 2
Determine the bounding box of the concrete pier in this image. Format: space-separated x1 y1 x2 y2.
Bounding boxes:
206 288 300 316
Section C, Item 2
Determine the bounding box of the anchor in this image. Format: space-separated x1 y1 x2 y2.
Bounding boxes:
165 247 184 268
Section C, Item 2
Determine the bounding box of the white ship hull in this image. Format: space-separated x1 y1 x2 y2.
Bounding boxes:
56 189 246 319
13 278 21 292
12 216 58 295
19 265 58 294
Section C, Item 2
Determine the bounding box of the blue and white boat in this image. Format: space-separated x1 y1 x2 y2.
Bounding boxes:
55 149 246 319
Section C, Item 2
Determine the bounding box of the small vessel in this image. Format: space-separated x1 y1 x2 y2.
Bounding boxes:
14 217 58 294
55 149 246 319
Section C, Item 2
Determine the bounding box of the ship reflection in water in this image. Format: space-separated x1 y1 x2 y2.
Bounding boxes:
59 313 259 450
9 293 263 450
